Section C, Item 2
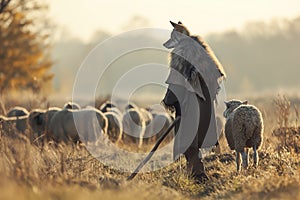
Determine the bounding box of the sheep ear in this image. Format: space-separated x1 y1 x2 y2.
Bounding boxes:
242 100 248 105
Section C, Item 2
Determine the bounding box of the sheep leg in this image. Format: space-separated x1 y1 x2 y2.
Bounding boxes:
116 129 123 144
253 146 259 167
241 148 249 169
236 151 241 171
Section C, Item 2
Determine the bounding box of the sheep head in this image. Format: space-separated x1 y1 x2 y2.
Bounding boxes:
223 100 248 118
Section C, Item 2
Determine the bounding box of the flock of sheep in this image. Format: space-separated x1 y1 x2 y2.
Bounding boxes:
0 101 174 148
0 99 264 171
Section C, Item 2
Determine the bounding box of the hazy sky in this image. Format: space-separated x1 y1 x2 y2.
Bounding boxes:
47 0 300 41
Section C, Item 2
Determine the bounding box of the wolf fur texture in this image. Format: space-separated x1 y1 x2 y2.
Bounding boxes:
164 21 225 100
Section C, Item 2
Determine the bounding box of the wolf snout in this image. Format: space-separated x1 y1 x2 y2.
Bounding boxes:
163 39 175 49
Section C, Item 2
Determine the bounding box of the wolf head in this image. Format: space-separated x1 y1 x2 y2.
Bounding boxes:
163 21 190 49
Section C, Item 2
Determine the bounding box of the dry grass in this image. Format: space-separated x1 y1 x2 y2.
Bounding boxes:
0 94 299 200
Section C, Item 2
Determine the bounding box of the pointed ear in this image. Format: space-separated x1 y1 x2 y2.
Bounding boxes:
170 21 182 30
170 21 177 28
170 20 190 35
178 21 182 24
224 101 229 107
242 100 248 105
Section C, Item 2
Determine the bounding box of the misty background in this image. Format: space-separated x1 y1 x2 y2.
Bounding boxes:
51 15 300 101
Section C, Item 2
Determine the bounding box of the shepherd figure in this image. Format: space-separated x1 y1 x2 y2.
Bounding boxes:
162 21 226 182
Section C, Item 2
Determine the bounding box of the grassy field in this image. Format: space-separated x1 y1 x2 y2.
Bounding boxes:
0 94 299 200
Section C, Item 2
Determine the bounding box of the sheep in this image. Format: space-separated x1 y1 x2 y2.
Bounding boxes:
100 102 123 118
63 102 81 110
28 107 61 140
4 106 29 134
104 111 123 144
0 115 28 134
7 106 29 117
140 108 153 126
122 108 146 148
100 101 117 113
143 111 174 145
43 107 62 126
223 99 264 171
48 108 107 144
28 109 46 138
108 107 123 118
124 103 139 111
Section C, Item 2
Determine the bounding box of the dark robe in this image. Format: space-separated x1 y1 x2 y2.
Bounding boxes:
162 35 224 160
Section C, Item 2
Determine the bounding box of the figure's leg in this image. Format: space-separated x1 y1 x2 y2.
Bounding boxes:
184 84 210 182
253 145 259 167
184 135 208 182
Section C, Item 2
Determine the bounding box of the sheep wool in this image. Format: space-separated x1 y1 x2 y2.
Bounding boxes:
223 99 264 171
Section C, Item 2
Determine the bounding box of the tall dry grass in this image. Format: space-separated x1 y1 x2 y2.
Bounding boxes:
0 94 299 199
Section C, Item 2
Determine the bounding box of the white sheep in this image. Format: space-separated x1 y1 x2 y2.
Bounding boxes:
28 109 46 138
108 107 123 118
5 106 29 133
104 111 123 144
0 115 28 134
223 99 264 171
7 106 29 117
43 107 62 128
100 102 123 118
122 108 146 148
124 103 139 111
48 108 107 144
28 107 61 140
63 102 81 110
100 101 117 113
144 111 173 145
140 108 153 126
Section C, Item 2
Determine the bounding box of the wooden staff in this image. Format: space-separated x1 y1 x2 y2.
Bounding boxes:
127 116 181 181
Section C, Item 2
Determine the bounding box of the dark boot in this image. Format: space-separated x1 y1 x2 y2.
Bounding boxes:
192 161 209 184
184 147 209 183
